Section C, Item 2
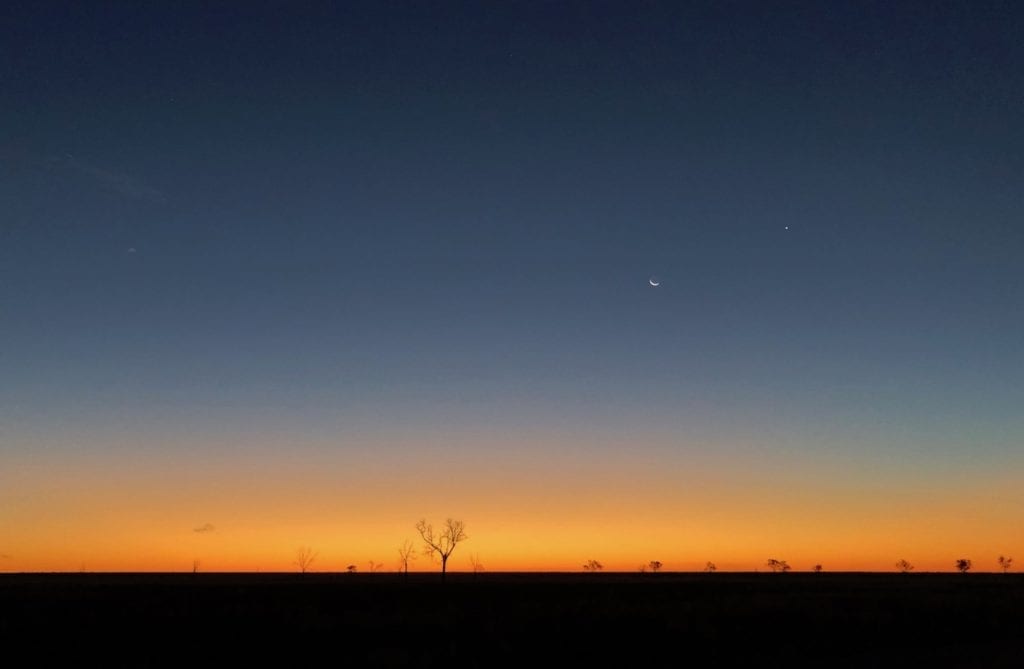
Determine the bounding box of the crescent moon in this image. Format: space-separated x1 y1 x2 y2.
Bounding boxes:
649 278 660 287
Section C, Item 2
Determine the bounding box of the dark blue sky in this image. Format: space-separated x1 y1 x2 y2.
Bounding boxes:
3 1 1023 461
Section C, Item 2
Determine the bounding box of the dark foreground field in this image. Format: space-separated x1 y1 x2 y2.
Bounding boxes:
2 573 1022 667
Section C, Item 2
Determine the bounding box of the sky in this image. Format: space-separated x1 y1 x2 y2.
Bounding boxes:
2 1 1022 572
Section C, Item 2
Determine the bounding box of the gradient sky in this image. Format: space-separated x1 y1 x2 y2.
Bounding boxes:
2 1 1023 572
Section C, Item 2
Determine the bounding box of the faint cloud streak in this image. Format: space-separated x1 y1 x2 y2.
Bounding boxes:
193 523 216 534
46 154 167 204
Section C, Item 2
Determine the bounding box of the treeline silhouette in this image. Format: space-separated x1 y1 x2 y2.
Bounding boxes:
184 518 1015 578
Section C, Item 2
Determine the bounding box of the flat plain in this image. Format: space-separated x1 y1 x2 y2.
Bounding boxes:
3 572 1023 667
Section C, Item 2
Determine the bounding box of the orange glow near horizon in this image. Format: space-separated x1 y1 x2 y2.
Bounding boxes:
4 429 1021 574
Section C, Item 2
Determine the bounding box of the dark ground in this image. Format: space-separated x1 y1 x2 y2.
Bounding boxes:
2 572 1022 667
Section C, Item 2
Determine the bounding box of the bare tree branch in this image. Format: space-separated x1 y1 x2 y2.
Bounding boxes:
416 518 467 582
295 546 318 574
397 540 417 577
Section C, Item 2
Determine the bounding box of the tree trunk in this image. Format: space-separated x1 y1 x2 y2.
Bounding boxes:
441 555 447 583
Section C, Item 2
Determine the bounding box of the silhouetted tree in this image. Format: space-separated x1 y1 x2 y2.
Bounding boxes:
192 559 200 574
896 559 914 573
416 518 467 582
583 559 603 571
766 558 790 573
346 564 357 574
368 560 382 573
295 546 317 574
997 555 1013 573
469 553 484 574
397 540 416 576
955 558 972 574
813 564 823 573
704 561 717 573
648 560 662 573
